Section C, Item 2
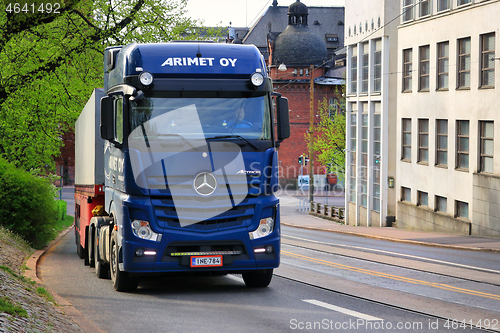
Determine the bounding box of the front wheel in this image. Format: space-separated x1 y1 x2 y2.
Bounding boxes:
110 231 138 292
242 269 273 288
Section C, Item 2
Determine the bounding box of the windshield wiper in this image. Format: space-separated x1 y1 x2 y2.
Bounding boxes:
204 135 259 150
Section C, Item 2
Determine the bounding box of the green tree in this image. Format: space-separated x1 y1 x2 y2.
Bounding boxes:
0 0 219 171
308 89 346 179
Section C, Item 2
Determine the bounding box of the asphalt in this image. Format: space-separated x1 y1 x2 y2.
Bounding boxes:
23 187 500 332
278 194 500 253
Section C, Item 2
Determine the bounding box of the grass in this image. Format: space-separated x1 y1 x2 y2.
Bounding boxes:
0 265 36 286
0 225 31 253
36 287 55 304
0 297 28 318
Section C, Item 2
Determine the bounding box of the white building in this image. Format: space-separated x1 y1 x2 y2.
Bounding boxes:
346 0 500 237
396 0 500 237
344 0 400 227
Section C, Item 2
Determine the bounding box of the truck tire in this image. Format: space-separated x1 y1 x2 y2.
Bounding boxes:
110 231 138 292
83 227 90 266
242 269 273 288
88 227 95 268
76 231 85 259
94 229 109 279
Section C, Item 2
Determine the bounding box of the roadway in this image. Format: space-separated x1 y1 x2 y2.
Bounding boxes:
38 187 500 332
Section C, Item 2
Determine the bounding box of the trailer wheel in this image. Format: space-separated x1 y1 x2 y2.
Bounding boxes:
76 230 85 259
88 227 95 268
83 227 90 266
94 229 109 279
242 269 273 288
110 231 138 292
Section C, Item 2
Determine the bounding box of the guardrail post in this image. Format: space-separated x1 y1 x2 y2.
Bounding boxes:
316 203 321 213
324 205 328 216
339 207 344 220
310 201 314 212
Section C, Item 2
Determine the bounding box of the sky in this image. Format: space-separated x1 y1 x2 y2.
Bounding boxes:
185 0 345 28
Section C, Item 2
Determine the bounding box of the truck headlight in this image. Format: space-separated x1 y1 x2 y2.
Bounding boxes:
139 72 154 86
249 217 274 240
131 220 161 242
250 72 264 87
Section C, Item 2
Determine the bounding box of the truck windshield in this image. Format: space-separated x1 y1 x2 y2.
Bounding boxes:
129 96 272 142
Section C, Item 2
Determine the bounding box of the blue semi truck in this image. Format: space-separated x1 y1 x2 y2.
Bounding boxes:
74 42 290 291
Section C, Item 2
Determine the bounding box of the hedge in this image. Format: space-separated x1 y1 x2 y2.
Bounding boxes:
0 158 59 249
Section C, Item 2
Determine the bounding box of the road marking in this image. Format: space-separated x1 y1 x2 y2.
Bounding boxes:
304 299 383 321
283 234 500 275
283 250 500 301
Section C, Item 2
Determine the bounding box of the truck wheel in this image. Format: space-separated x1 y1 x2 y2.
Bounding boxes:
76 231 85 259
84 227 90 266
242 269 273 288
110 232 138 292
88 228 95 268
94 230 109 279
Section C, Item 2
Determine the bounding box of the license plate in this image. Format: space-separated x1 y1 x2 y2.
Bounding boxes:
190 255 223 267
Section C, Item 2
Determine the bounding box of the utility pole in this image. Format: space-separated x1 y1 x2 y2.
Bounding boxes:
308 64 314 203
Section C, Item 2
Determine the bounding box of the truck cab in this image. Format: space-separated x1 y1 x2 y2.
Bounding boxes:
75 42 289 291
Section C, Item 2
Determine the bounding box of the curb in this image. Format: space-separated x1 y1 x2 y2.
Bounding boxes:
24 225 104 333
281 221 500 253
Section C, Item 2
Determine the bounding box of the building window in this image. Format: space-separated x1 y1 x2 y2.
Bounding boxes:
437 0 450 11
361 43 369 93
420 0 430 17
401 187 411 202
436 119 448 166
350 46 358 94
417 191 428 206
437 41 449 90
350 109 357 203
403 0 413 22
418 119 429 163
373 112 381 212
435 195 447 212
329 98 338 117
419 45 430 91
360 111 368 207
455 200 469 219
458 37 471 89
481 33 495 88
457 120 469 170
457 0 471 5
373 39 382 92
402 118 411 161
480 121 494 173
403 48 413 92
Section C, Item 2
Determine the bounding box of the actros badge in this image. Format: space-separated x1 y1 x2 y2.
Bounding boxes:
193 172 218 196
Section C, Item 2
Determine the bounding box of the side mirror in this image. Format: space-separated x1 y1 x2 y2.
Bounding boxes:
100 96 114 141
276 96 290 141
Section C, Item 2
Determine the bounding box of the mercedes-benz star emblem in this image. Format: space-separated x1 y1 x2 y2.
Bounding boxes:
193 172 218 196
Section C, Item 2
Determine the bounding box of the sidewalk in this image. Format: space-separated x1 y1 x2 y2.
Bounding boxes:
278 195 500 253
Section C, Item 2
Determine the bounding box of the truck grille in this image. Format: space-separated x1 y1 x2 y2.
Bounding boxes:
151 196 257 231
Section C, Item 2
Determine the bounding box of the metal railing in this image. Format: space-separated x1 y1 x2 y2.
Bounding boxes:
298 199 345 223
